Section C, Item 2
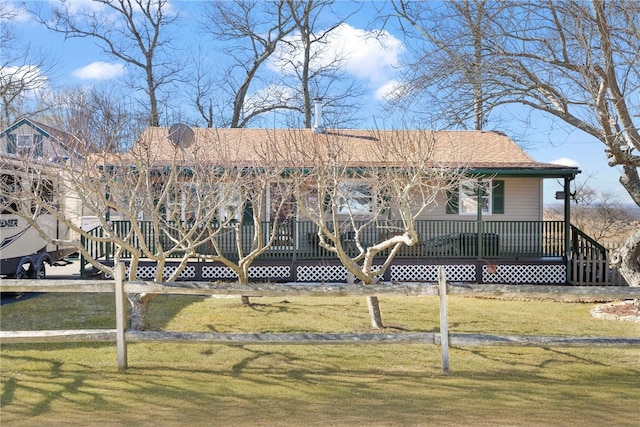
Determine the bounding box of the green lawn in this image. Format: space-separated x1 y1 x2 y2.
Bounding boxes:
2 293 639 426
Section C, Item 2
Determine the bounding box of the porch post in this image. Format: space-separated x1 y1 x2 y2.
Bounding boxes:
564 177 572 284
476 180 484 283
477 179 484 259
105 191 111 262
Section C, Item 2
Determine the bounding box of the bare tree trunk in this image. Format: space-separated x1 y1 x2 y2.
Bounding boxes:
610 228 640 287
367 296 383 329
129 293 155 331
347 273 384 327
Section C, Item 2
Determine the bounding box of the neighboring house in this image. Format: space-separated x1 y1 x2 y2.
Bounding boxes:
81 125 623 286
0 119 81 278
0 117 82 162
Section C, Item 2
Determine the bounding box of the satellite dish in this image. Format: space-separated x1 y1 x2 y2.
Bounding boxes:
168 123 195 148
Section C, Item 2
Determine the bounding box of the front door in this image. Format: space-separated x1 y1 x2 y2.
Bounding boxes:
269 183 296 249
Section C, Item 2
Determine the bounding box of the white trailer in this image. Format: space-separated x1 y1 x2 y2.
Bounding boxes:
1 156 79 278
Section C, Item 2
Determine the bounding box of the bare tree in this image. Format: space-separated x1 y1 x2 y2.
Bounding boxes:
275 128 464 327
1 127 228 328
392 0 640 286
196 0 365 129
182 131 299 297
272 0 366 128
34 0 180 127
0 2 55 127
37 86 140 152
187 47 218 128
389 0 505 130
197 0 297 128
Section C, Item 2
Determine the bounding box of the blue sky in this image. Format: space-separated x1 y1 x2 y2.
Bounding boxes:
3 0 635 207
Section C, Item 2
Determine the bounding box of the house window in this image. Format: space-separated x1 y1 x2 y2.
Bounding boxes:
17 134 33 150
182 184 201 222
176 183 238 223
267 182 295 222
7 133 42 157
218 191 242 223
447 179 505 215
337 182 372 215
459 179 491 215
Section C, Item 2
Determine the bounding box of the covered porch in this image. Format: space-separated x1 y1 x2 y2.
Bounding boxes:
80 152 625 285
81 217 623 286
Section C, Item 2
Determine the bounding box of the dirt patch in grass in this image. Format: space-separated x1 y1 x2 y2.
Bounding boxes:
592 300 640 322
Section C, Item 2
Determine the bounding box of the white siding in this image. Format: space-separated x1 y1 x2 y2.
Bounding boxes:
418 178 542 221
502 178 542 220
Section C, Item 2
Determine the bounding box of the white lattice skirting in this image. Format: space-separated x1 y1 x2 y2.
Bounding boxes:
102 264 197 279
390 263 565 284
297 265 384 282
482 264 566 284
135 265 197 280
202 266 237 279
116 261 565 284
297 265 347 282
390 264 476 282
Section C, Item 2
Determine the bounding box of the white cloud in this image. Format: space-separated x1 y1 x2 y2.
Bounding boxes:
72 62 125 81
269 23 404 91
58 0 105 15
326 24 403 84
550 157 580 168
375 79 404 101
0 65 48 95
1 2 30 23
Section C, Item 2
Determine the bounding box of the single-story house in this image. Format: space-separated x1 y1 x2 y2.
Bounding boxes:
80 124 622 285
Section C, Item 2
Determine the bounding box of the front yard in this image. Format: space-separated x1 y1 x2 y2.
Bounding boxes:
1 293 639 425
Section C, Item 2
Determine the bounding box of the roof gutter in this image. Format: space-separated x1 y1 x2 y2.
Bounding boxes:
466 167 581 179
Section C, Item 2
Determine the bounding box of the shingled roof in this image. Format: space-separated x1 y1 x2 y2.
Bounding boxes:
129 127 579 178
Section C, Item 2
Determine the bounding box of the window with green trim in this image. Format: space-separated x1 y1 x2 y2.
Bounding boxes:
337 182 372 215
447 179 504 215
6 133 43 158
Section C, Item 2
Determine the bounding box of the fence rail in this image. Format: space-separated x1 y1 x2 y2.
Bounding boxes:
2 268 639 373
